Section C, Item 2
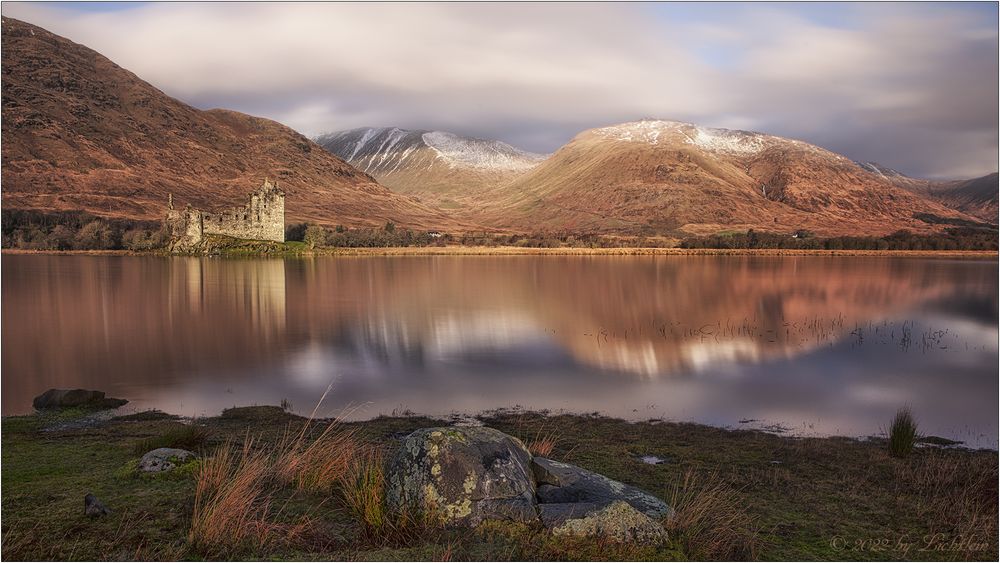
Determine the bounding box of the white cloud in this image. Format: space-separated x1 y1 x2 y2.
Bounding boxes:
2 1 996 178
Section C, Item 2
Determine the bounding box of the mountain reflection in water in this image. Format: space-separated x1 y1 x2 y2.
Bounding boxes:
2 255 996 446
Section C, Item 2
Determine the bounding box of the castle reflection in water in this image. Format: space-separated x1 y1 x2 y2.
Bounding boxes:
2 255 996 445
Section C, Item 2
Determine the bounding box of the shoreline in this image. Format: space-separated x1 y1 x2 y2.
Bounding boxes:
2 404 989 450
3 246 998 258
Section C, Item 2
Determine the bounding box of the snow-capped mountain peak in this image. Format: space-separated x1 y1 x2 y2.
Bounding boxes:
316 127 546 174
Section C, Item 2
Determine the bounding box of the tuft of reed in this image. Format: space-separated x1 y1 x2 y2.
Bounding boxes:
132 425 210 455
888 406 919 458
666 469 761 560
340 445 388 536
188 438 311 557
527 430 560 457
274 418 360 493
337 443 439 547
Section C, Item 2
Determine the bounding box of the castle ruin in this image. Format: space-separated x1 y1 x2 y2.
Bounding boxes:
166 179 285 247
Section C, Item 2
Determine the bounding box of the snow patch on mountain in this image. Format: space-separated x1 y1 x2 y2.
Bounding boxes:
592 120 856 165
855 161 907 180
593 119 689 144
688 126 767 155
421 131 546 171
593 119 768 155
317 127 546 174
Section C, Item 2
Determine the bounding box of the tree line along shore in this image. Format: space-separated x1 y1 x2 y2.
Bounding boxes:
2 209 998 254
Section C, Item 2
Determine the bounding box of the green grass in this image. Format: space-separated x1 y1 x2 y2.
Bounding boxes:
2 407 996 561
131 424 211 455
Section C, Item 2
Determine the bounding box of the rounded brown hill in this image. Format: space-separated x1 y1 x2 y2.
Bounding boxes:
481 120 983 237
0 17 459 231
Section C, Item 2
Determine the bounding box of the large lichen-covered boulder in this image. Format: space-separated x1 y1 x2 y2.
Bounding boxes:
533 457 674 519
386 427 538 526
32 388 127 410
549 500 669 545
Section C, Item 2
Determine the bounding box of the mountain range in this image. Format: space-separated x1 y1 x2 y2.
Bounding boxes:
323 121 994 236
0 17 459 231
2 17 996 238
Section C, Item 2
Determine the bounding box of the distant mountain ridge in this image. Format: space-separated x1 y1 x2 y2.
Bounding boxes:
0 17 461 231
468 119 987 236
315 127 546 210
854 161 997 223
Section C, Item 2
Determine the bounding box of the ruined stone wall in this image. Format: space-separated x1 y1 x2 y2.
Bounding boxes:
166 180 285 248
202 180 284 243
165 207 204 248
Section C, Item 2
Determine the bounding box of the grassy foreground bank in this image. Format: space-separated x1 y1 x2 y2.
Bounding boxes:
1 406 997 561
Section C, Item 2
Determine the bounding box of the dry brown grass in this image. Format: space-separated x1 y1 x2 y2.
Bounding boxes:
892 450 999 558
527 430 560 457
666 469 762 560
188 438 312 557
275 418 361 493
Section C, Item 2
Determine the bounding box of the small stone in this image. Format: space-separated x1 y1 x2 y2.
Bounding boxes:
138 448 197 472
84 493 110 517
551 500 669 545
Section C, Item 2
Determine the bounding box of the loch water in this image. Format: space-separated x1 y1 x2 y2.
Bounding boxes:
3 254 996 447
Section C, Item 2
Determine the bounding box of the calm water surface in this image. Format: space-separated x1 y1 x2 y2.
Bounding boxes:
2 254 997 446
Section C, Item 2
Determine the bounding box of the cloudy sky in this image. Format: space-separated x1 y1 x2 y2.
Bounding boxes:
3 1 998 178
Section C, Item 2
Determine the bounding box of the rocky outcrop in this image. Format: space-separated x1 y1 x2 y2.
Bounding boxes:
384 425 675 545
138 448 197 473
32 389 127 410
385 427 538 526
532 457 674 519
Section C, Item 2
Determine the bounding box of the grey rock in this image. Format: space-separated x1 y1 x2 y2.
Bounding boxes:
550 500 669 545
138 448 197 472
84 493 110 517
385 427 538 526
32 388 127 410
532 457 674 519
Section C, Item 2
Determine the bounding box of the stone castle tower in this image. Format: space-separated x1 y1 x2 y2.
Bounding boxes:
166 179 285 247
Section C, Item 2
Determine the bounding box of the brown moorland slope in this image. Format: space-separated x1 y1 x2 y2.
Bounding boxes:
479 120 986 237
858 163 998 223
0 17 462 231
932 173 1000 222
